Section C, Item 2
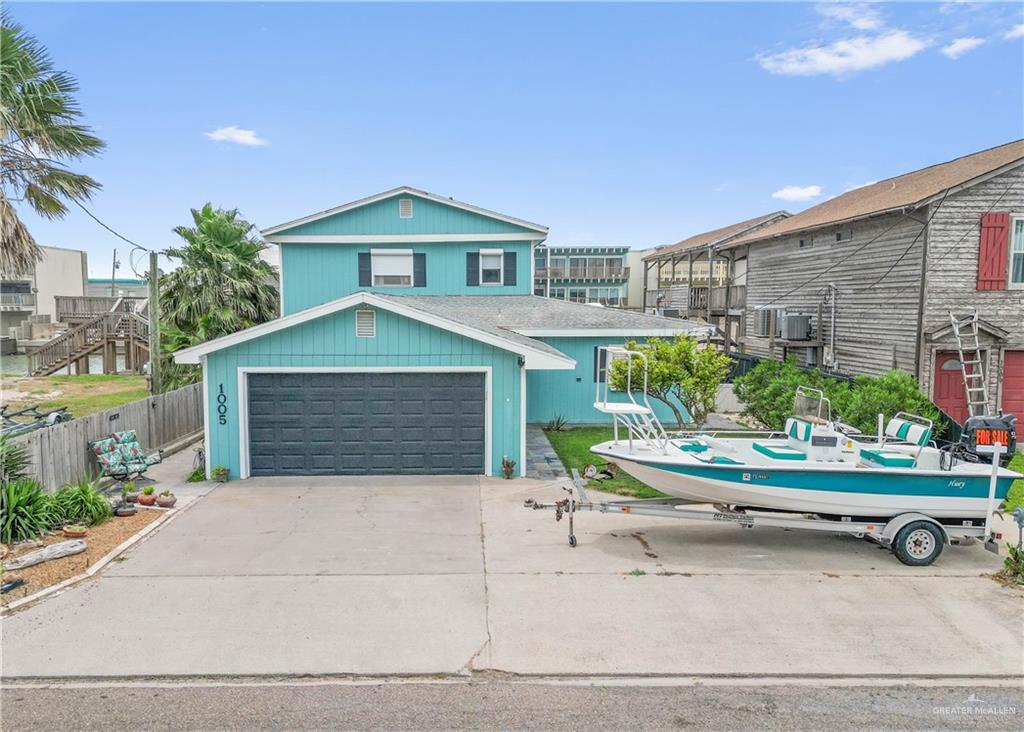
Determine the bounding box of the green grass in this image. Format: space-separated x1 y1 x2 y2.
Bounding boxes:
5 374 148 419
542 426 667 499
1005 452 1024 511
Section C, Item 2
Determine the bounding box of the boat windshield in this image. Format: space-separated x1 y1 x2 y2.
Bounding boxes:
793 386 831 424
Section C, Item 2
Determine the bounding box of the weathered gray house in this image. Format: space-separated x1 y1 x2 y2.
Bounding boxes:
640 211 790 346
721 140 1024 425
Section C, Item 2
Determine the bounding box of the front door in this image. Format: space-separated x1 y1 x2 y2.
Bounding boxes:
933 351 974 424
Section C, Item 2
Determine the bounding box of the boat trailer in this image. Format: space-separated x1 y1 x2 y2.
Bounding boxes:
524 469 1023 566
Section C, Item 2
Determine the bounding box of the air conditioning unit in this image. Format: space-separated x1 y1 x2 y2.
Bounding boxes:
780 313 812 341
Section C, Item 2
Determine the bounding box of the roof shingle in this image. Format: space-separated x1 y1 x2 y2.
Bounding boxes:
645 211 790 260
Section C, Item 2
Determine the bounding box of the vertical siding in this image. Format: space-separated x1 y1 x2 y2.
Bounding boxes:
204 307 522 478
921 165 1024 411
281 240 535 313
279 194 540 237
526 337 691 426
743 213 927 377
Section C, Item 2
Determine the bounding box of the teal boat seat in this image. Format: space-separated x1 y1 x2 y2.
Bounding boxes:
676 439 709 453
784 417 813 442
860 448 916 468
885 417 932 446
696 454 743 465
753 441 807 461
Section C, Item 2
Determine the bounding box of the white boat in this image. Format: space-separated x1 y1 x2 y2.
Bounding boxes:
589 348 1020 521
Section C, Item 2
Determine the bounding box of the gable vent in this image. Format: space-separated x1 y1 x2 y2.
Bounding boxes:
355 309 376 338
398 198 414 219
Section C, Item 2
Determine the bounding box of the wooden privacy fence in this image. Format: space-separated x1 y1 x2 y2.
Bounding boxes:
12 383 203 492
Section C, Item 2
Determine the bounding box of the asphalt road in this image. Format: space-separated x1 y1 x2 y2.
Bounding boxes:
2 681 1021 731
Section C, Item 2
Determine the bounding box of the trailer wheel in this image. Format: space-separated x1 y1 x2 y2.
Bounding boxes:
892 521 944 566
568 534 577 548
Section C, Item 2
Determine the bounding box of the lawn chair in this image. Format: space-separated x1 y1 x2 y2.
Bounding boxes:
90 429 164 483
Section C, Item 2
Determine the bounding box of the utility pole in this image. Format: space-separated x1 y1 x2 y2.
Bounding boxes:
148 251 161 394
111 248 119 296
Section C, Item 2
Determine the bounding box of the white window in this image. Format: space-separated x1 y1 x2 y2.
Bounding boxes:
1011 216 1024 288
371 249 413 287
355 309 376 337
480 249 503 285
550 287 566 299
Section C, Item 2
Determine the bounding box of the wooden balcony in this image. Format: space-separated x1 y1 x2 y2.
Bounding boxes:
0 293 35 310
535 266 629 281
646 284 746 316
55 295 147 322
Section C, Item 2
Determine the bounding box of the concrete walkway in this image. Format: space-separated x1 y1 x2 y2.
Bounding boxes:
2 474 1020 679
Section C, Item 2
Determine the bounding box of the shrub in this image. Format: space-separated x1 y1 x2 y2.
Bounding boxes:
1 477 56 543
0 435 30 486
832 370 944 436
996 544 1024 586
545 415 568 432
734 359 938 435
52 479 113 526
186 466 206 482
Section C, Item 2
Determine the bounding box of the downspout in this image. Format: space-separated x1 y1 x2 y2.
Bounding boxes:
825 283 837 370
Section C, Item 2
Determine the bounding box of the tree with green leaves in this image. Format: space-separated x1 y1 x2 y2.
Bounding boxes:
0 10 104 274
608 336 733 429
159 204 278 389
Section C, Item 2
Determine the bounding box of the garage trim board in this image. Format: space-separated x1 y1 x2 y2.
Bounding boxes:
236 366 494 479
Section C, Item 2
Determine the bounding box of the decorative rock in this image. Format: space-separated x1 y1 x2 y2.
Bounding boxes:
2 539 86 571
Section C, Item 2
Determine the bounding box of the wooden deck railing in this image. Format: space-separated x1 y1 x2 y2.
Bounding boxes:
55 295 146 321
535 266 629 280
28 311 149 376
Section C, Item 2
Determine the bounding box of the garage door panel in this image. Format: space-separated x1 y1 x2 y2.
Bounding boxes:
247 372 487 476
1003 351 1024 415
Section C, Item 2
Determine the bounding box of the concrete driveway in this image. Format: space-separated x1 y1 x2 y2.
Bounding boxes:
2 477 1021 679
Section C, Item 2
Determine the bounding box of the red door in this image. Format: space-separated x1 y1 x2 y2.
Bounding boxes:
933 351 972 424
1002 351 1024 417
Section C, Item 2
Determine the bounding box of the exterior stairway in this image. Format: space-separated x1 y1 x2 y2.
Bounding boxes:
28 308 150 377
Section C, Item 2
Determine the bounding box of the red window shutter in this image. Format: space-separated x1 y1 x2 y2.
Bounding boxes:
977 212 1010 291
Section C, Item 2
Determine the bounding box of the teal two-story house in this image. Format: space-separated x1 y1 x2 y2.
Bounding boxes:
175 187 710 479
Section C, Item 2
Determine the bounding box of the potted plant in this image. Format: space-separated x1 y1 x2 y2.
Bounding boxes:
122 481 139 504
212 466 229 483
116 484 138 516
501 456 516 479
137 486 157 506
62 524 88 538
156 489 177 508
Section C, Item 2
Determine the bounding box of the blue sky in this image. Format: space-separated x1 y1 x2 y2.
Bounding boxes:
10 1 1024 276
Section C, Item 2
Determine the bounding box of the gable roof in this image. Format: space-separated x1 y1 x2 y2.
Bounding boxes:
173 292 574 370
644 211 790 260
261 186 549 238
727 140 1024 248
173 294 713 368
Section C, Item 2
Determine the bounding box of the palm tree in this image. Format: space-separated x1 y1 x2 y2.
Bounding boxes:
159 204 279 389
0 11 104 274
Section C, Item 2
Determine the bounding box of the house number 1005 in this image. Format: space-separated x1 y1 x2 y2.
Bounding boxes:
217 384 228 425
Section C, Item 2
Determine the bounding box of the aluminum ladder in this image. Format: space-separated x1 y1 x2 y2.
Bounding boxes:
948 310 989 418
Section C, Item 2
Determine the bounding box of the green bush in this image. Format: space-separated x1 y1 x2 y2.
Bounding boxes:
734 358 939 435
1 477 57 543
51 479 113 526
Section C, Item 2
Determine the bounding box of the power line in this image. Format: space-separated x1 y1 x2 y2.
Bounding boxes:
924 177 1016 272
754 213 912 309
71 199 154 254
854 187 949 292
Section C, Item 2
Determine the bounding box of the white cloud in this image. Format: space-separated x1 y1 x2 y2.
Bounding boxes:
941 36 985 59
815 3 883 31
758 30 929 77
1005 24 1024 40
772 185 823 202
203 126 268 147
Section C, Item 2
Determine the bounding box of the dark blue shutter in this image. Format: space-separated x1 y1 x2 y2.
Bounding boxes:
413 253 427 287
594 346 608 382
503 252 517 286
466 252 480 286
358 252 371 287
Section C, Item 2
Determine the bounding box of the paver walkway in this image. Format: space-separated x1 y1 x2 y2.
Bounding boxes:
524 425 567 480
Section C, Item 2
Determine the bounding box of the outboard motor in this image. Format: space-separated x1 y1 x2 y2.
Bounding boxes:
960 414 1017 466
